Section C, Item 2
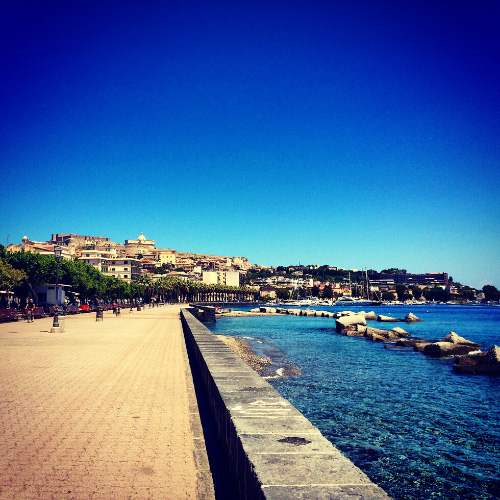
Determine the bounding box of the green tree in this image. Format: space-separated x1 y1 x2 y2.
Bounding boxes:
6 252 55 304
322 285 333 299
0 258 27 293
275 288 290 300
483 285 500 301
395 284 407 301
382 292 396 301
460 287 475 301
136 273 154 303
423 286 451 302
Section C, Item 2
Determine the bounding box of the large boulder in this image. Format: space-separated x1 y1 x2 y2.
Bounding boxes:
413 342 432 352
368 333 386 342
480 345 500 364
344 330 365 337
441 332 479 346
391 327 410 337
403 312 423 322
396 339 426 347
364 311 378 321
365 327 400 341
424 342 479 357
260 307 277 314
453 345 500 374
377 315 400 322
335 314 367 332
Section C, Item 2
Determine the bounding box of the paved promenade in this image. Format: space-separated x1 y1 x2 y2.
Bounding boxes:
0 305 214 500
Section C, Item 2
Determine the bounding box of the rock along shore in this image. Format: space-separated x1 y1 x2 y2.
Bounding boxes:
216 307 500 375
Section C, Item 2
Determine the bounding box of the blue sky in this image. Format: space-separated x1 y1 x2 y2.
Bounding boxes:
2 1 499 289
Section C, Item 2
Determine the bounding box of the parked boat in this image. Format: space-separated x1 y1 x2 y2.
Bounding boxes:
335 297 373 306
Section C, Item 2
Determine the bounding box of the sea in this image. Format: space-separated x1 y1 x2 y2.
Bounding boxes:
206 304 500 500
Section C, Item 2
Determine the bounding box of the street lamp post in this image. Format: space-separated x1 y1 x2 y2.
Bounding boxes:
96 272 103 321
53 246 62 328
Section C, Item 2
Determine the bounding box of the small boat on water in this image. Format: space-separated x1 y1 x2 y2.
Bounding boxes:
335 296 373 306
285 298 315 306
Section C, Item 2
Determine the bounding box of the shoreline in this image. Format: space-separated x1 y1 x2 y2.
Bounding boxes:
216 334 271 373
216 334 303 378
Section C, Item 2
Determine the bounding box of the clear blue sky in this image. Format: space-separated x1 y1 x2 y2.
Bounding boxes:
2 1 499 289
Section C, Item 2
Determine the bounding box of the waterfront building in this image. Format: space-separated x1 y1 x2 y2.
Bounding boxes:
368 271 449 288
259 285 277 299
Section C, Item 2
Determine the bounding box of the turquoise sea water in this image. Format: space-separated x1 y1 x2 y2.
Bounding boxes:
207 305 500 500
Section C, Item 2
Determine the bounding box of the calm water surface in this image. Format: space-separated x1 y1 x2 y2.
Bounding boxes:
207 305 500 500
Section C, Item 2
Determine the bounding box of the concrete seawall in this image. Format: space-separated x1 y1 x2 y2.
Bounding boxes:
181 308 391 500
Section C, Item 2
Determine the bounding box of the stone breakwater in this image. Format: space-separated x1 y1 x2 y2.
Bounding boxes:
219 307 500 375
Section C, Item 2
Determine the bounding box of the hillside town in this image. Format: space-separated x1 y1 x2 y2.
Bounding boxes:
2 232 495 307
6 232 250 287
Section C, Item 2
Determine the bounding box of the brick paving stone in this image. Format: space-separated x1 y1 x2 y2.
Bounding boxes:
0 305 213 500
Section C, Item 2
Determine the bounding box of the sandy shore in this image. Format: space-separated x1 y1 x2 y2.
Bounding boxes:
216 334 271 373
216 334 303 379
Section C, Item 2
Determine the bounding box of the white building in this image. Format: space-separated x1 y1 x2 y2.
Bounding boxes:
202 271 242 287
224 271 241 287
106 258 141 283
202 271 219 285
78 249 117 272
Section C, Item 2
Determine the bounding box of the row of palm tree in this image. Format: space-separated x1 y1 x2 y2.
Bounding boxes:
136 274 257 304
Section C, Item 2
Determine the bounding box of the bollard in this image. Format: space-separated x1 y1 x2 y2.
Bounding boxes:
50 314 65 333
96 306 103 322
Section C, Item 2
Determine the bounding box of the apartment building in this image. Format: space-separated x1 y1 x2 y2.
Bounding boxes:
202 271 243 287
78 250 140 283
78 249 117 272
106 258 141 283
